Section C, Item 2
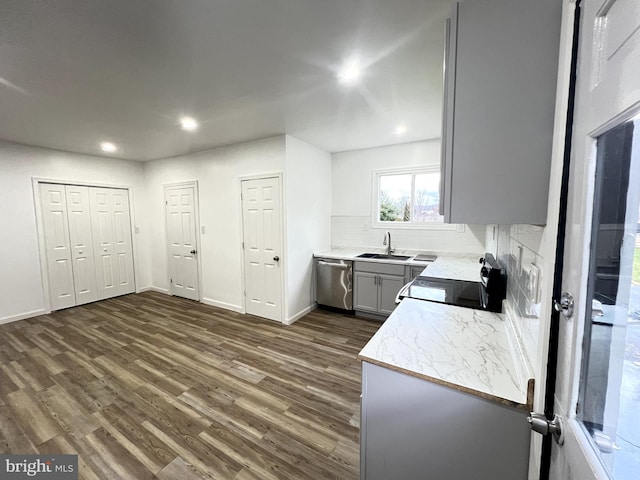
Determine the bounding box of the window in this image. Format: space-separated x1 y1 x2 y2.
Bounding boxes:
374 167 449 227
578 118 640 478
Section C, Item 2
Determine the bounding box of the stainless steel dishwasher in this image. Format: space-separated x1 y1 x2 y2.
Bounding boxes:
315 258 353 311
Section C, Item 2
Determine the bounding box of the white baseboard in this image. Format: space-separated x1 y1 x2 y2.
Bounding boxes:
201 297 243 313
284 304 316 325
139 286 170 295
0 309 47 326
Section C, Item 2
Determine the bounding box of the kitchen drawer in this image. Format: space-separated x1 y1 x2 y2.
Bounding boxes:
354 261 406 276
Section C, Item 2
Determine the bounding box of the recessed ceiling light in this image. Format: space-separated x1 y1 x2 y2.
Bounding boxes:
337 61 362 85
395 124 407 136
100 141 117 153
179 116 199 131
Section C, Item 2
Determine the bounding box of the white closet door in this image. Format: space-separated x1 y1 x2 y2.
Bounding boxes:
90 187 135 300
110 188 135 296
39 183 76 310
65 185 98 305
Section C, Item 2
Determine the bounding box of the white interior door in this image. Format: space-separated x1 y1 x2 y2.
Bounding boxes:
165 185 200 301
241 177 283 322
548 0 640 478
110 188 135 296
90 187 135 300
65 185 98 306
39 183 76 310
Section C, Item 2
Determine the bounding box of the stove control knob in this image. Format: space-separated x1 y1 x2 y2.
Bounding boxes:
481 266 489 277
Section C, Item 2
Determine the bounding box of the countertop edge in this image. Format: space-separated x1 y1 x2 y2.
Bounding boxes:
313 250 431 266
358 354 531 412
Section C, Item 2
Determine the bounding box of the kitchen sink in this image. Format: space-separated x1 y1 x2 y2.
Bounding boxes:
356 253 411 261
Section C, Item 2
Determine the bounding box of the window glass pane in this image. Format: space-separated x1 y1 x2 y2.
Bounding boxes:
379 174 411 222
414 172 444 223
579 118 640 479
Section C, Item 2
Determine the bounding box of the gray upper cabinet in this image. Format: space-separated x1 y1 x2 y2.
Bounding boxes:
440 0 562 225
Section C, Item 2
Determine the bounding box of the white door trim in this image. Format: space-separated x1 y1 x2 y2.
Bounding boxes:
528 1 579 476
163 180 202 301
238 172 285 320
553 103 640 480
541 0 640 474
32 177 139 314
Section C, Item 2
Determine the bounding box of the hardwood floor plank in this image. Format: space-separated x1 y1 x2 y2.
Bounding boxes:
36 384 100 439
38 435 103 480
157 456 214 480
142 420 243 479
0 292 380 479
6 388 62 445
84 427 155 480
199 429 303 480
0 404 39 454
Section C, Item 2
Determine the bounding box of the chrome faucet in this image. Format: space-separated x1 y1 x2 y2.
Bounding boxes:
383 231 394 256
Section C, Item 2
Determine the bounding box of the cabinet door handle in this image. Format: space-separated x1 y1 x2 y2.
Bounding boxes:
374 276 377 285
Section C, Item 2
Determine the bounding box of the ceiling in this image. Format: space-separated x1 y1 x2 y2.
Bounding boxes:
0 0 450 161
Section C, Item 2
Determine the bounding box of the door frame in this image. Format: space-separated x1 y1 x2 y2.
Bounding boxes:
536 0 640 477
163 180 202 301
32 177 140 313
548 102 640 480
238 172 286 321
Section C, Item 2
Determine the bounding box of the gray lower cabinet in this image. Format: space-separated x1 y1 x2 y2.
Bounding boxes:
354 272 378 313
353 262 407 318
410 265 426 280
377 274 405 315
360 362 530 480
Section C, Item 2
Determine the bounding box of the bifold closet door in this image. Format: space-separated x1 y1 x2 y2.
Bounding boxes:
65 186 99 305
89 187 135 300
40 184 135 310
39 183 76 310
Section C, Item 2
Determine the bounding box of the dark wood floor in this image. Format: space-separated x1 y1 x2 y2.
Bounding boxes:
0 292 380 479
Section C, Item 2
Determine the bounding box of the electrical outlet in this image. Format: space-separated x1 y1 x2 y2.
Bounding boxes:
528 263 541 304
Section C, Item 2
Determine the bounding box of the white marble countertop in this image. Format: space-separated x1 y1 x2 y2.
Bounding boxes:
358 298 533 409
422 254 481 282
313 247 431 266
314 248 482 272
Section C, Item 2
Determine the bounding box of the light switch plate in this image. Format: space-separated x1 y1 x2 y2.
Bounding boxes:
528 263 541 304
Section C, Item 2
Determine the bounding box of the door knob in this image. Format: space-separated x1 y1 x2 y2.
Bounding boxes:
190 249 197 255
553 291 574 318
528 413 564 445
273 256 280 261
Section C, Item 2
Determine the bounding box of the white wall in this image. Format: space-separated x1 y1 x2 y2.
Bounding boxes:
284 135 332 323
0 141 150 323
143 136 286 312
332 141 486 254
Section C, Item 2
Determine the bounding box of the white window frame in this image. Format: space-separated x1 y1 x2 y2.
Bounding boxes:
372 166 458 230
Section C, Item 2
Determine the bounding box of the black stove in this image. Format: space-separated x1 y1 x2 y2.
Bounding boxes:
399 253 506 312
